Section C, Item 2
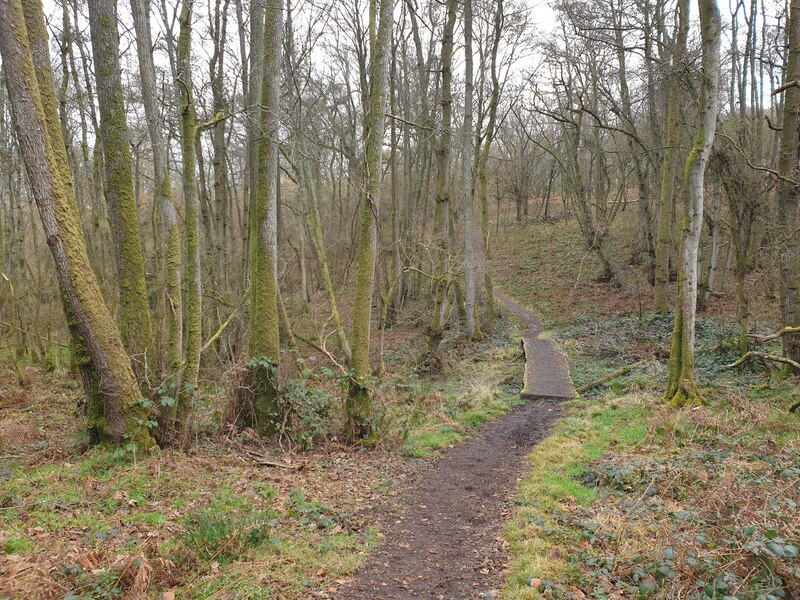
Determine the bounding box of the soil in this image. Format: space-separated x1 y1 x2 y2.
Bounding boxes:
335 399 564 600
336 296 573 600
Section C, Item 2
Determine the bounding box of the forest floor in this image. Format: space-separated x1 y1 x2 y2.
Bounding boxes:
2 211 800 599
0 292 531 599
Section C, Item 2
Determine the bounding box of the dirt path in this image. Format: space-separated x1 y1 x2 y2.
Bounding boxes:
494 291 576 401
335 296 574 600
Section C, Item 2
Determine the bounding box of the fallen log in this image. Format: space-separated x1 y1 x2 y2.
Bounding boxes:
723 351 800 372
576 361 643 394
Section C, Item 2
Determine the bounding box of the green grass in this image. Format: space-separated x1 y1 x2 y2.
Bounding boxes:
402 425 463 458
502 395 652 599
394 323 527 459
4 536 33 554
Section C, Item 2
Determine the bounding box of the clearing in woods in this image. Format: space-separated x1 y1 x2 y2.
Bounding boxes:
337 294 574 599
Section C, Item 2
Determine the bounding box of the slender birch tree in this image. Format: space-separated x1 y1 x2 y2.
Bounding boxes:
665 0 722 406
654 0 689 312
477 0 503 328
428 0 457 360
463 0 481 341
130 0 183 392
177 0 203 398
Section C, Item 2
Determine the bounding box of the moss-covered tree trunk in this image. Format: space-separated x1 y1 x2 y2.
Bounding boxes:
299 157 352 364
245 0 283 434
0 0 154 450
243 0 264 291
130 0 183 427
654 0 689 312
177 0 202 404
428 0 457 359
778 0 800 372
86 0 153 371
347 0 393 439
665 0 721 407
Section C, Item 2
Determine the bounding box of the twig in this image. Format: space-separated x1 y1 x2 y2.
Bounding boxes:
0 321 70 348
201 310 238 353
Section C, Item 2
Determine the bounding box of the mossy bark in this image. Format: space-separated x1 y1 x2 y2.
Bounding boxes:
245 0 283 435
86 0 153 371
347 0 393 439
1 0 154 450
666 0 721 407
778 0 800 373
177 0 203 403
654 0 689 312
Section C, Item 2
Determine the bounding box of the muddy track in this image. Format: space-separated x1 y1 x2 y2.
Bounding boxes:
335 296 574 600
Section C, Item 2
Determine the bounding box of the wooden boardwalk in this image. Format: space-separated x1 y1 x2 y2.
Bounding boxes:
495 291 576 401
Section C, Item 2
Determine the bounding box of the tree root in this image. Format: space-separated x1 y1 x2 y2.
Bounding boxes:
669 379 704 408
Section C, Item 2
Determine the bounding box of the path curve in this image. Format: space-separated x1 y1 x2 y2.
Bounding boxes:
335 296 575 600
494 291 576 401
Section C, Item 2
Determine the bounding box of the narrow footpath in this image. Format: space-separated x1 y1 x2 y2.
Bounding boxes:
336 295 576 599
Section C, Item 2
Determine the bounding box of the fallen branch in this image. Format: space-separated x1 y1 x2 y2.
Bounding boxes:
576 361 643 394
244 450 304 470
294 331 348 375
723 351 800 371
748 326 800 344
201 310 238 353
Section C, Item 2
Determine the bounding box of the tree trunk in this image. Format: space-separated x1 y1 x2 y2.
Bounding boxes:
130 0 183 417
428 0 457 360
86 0 153 370
477 0 503 330
463 0 481 341
0 0 154 449
777 0 800 371
177 0 203 401
666 0 721 406
347 0 393 439
245 0 283 434
654 0 689 312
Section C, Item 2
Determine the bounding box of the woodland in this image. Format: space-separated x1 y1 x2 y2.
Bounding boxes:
0 0 799 597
